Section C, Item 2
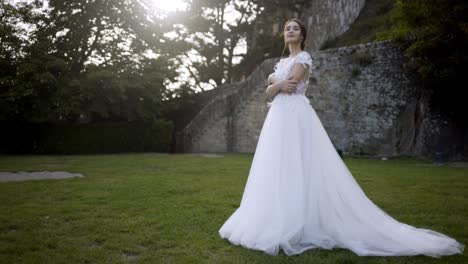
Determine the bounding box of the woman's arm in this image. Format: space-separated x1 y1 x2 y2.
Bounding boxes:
265 77 297 98
266 73 281 98
287 63 308 83
265 63 308 98
265 80 280 98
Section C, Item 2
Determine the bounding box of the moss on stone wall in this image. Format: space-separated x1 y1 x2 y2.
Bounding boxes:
320 0 395 50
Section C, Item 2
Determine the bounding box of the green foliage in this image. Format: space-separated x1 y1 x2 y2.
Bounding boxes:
0 1 41 120
170 0 257 88
78 57 175 123
0 0 176 123
0 120 174 154
377 0 468 120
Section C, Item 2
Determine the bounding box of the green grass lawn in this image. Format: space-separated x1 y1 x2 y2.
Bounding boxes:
0 153 466 263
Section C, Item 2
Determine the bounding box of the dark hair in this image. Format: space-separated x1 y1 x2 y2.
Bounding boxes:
281 18 307 57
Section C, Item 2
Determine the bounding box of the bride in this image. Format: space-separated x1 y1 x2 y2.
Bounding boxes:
218 18 465 257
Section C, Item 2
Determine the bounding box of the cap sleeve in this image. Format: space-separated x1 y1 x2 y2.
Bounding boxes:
295 51 313 74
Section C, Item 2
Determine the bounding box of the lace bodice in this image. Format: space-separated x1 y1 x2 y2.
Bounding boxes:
271 51 313 95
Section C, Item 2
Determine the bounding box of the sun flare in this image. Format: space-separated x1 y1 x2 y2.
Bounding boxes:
153 0 188 13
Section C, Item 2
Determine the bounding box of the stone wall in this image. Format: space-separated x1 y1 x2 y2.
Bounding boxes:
175 59 276 153
307 40 421 156
178 41 412 154
303 0 366 51
174 0 467 160
175 0 368 152
176 39 468 159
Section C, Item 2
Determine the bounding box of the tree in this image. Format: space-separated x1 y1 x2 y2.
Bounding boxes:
378 0 468 122
0 0 45 121
168 0 256 90
0 0 177 123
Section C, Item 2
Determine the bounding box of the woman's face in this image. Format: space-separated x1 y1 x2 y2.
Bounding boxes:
284 21 302 45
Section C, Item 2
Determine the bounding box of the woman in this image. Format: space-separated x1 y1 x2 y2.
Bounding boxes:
218 18 464 257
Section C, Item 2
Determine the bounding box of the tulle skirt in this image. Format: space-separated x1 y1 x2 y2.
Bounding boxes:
218 93 465 257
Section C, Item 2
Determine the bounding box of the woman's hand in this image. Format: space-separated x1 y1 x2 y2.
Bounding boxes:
278 76 298 94
265 75 297 97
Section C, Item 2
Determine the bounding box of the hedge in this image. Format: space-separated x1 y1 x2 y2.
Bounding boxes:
0 120 174 154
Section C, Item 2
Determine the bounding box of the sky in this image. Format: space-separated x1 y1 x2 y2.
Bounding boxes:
153 0 188 13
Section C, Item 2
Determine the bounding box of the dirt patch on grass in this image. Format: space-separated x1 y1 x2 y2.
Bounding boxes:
0 171 84 182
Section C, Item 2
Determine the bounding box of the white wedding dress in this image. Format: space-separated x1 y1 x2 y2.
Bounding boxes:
218 51 465 257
